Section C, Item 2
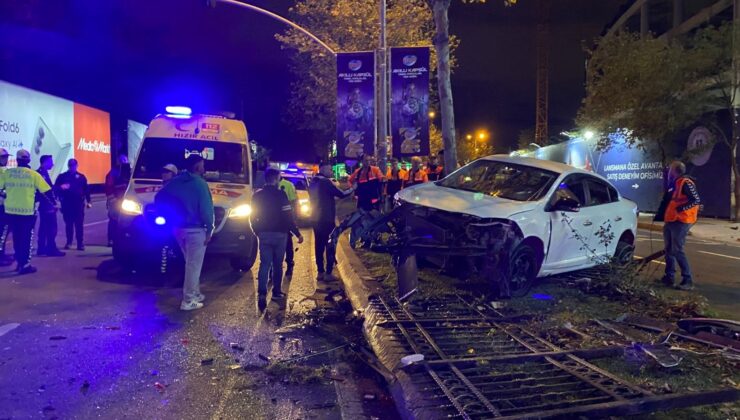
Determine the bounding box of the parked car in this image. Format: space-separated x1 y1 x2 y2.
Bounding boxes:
394 155 638 293
280 170 312 223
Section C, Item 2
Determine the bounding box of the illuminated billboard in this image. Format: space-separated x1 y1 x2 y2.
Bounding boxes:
0 80 111 183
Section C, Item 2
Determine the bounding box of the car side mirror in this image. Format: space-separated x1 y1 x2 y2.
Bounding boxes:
552 195 580 212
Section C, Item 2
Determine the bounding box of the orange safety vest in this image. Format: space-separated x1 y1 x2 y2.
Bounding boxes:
664 177 699 224
404 169 428 187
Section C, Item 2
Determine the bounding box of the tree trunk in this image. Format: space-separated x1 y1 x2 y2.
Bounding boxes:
732 115 740 221
430 0 458 174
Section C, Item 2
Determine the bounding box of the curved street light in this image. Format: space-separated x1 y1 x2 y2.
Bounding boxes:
214 0 336 55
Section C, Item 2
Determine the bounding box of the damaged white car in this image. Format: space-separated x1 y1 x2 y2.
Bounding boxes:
334 155 638 298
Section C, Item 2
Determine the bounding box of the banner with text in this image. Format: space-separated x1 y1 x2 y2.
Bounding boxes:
0 80 111 183
390 46 430 157
336 52 375 159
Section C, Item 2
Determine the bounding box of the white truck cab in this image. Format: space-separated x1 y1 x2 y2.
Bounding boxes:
113 113 258 271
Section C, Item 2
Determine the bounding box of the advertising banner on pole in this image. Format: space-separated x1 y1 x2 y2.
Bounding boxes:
390 46 430 157
336 51 375 159
0 80 111 183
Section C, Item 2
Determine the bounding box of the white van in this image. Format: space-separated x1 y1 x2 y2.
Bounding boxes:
113 113 258 271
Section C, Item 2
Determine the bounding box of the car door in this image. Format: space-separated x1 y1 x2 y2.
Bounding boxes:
543 175 594 273
583 177 624 259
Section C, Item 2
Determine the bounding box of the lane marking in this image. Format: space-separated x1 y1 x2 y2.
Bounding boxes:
698 250 740 261
83 220 108 228
635 256 665 265
0 323 20 337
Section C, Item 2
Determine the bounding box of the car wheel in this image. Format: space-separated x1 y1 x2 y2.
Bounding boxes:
231 237 258 271
112 244 134 268
614 240 635 266
508 244 539 297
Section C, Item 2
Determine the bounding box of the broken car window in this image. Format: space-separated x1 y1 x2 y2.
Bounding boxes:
439 160 557 202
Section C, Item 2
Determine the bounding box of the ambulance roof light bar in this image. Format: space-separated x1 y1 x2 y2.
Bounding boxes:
165 106 192 116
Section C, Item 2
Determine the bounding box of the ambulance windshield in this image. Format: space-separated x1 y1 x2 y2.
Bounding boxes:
134 138 249 184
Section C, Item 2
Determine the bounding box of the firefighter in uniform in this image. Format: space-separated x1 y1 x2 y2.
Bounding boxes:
656 161 700 291
348 154 384 211
403 157 429 188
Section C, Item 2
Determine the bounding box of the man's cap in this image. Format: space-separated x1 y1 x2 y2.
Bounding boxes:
0 148 8 157
16 149 30 160
163 164 178 174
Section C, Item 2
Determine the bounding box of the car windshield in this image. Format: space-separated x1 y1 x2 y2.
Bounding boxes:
438 160 557 202
133 137 248 184
282 176 308 190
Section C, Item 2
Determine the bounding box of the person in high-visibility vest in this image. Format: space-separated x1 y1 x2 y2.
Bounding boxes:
385 158 407 207
403 157 429 188
656 161 700 291
348 154 384 211
279 175 298 277
426 154 444 181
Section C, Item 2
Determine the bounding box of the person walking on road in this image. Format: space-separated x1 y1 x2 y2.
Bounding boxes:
105 154 131 247
251 168 303 310
155 155 214 311
0 148 13 266
55 159 92 250
348 154 384 212
656 161 700 291
404 156 429 188
279 174 298 277
0 150 57 274
309 164 354 279
36 155 64 257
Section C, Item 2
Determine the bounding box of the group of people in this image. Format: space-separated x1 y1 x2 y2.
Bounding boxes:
348 152 445 212
0 149 92 274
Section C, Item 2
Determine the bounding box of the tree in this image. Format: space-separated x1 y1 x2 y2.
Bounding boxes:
578 23 740 220
577 31 707 163
276 0 447 161
457 133 495 164
427 0 517 174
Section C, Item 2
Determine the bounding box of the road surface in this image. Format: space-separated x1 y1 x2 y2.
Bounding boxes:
634 228 740 318
0 200 395 419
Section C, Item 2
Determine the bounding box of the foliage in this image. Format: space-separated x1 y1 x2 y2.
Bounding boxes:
457 133 495 164
276 0 452 159
577 31 709 161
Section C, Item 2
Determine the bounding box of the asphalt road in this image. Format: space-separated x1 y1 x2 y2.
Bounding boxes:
634 228 740 318
0 200 395 419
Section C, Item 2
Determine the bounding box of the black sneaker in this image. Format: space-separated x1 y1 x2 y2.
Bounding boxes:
77 245 85 251
661 276 674 286
47 250 66 257
18 265 37 275
257 295 267 311
677 281 694 291
64 244 71 250
272 292 286 300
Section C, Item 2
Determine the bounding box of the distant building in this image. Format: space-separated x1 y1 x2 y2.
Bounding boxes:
606 0 734 38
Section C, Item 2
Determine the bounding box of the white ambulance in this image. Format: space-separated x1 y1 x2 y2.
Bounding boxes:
113 112 258 271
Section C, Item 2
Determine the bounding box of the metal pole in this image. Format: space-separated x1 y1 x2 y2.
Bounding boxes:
378 0 388 169
215 0 336 55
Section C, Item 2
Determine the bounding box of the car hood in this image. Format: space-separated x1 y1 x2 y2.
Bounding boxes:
396 182 538 218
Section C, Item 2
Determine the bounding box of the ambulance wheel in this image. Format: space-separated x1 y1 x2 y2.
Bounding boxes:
231 237 258 272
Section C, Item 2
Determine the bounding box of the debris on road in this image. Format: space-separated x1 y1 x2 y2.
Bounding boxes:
400 354 424 367
80 380 90 395
154 382 166 393
633 343 684 367
258 354 271 363
49 336 67 341
200 358 214 366
229 342 245 352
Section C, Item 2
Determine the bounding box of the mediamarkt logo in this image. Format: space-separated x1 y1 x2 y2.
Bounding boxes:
77 138 111 154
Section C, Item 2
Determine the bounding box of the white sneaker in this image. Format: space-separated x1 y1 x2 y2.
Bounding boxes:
180 300 204 311
194 293 206 303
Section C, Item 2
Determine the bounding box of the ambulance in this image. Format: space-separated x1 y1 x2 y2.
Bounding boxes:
113 110 258 271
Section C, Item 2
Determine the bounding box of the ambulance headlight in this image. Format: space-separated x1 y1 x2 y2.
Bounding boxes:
121 199 143 215
228 204 252 218
298 199 311 215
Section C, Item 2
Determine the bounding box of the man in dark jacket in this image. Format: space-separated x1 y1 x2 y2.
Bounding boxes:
37 155 64 257
55 159 92 250
251 168 304 309
155 155 214 311
309 164 354 278
105 154 131 247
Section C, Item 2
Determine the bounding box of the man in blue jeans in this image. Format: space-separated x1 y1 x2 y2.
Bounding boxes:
251 168 303 310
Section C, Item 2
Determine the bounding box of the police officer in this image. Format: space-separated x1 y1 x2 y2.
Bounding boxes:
251 168 304 310
656 161 700 291
0 148 13 266
0 150 57 274
55 159 92 250
404 156 429 188
348 154 384 211
37 155 64 257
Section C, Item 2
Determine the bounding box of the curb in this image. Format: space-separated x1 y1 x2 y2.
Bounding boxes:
638 221 662 232
334 234 383 313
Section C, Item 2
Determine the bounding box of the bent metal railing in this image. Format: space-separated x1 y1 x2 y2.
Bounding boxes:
364 295 739 419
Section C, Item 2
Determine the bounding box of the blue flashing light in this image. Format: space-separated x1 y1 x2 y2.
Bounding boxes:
165 106 192 115
285 167 299 172
155 216 166 226
531 293 553 301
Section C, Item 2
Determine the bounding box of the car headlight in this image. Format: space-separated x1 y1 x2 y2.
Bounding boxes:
298 199 311 215
121 198 143 215
228 204 252 218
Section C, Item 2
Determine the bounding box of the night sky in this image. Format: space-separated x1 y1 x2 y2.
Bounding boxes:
0 0 628 161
